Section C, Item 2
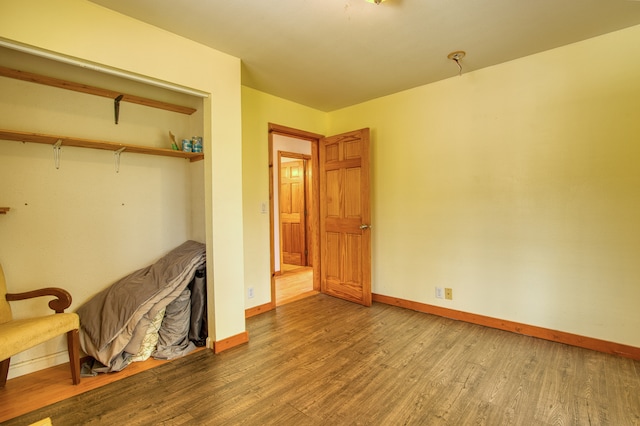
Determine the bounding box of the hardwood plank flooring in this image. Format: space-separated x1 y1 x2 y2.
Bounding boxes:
0 349 206 422
3 294 639 425
275 266 316 306
280 263 305 273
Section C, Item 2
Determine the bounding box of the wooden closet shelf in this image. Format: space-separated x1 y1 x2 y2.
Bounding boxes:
0 66 197 116
0 129 204 162
0 208 9 214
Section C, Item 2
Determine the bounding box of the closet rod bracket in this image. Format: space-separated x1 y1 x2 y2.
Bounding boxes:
114 146 126 173
53 139 62 169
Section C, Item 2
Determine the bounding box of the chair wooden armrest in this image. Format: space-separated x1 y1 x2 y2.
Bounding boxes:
5 287 73 313
1 264 81 387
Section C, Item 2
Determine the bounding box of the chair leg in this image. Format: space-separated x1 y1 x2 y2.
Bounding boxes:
67 329 81 385
0 358 10 388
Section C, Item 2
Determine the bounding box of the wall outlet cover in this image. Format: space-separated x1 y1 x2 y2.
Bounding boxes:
445 288 453 300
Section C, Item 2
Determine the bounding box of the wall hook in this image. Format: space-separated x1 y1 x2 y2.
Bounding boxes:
53 139 62 169
114 94 124 124
114 147 126 173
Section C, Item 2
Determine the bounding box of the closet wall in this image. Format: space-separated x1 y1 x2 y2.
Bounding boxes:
0 47 204 378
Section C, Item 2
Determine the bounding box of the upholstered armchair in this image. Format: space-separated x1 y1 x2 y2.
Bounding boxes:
0 264 81 387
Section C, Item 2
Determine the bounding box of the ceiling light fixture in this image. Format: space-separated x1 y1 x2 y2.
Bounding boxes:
366 0 386 4
447 51 466 76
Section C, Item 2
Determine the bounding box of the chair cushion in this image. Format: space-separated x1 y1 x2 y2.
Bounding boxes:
0 313 79 361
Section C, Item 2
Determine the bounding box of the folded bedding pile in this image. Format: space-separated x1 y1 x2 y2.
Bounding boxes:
77 240 206 372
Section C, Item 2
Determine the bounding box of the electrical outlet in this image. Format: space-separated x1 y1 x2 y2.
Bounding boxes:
435 287 444 299
248 287 254 298
445 288 453 300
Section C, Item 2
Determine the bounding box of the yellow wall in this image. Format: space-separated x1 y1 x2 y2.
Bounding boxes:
328 25 640 347
241 87 326 307
0 0 245 376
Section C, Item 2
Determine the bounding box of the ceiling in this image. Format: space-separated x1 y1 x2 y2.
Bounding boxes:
89 0 640 112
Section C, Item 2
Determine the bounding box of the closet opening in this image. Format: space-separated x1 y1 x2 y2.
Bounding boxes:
0 44 208 379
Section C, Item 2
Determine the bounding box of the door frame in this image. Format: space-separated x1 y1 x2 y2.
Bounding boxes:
277 151 311 270
269 123 322 308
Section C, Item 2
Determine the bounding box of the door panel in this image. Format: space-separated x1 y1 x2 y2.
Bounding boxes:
345 168 361 218
325 170 340 217
320 128 371 306
325 232 341 279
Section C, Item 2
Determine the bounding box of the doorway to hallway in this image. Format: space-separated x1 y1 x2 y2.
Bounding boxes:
269 124 322 306
275 153 315 305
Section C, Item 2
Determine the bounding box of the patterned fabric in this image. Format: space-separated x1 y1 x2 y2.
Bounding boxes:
130 308 165 363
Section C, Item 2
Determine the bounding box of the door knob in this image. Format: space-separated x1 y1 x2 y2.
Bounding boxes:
359 224 372 230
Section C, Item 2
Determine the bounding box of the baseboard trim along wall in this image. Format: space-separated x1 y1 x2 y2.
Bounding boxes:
214 331 249 354
7 350 70 380
245 302 274 318
372 293 640 361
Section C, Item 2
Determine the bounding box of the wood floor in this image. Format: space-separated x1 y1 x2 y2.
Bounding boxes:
0 349 205 423
275 265 316 306
3 294 640 425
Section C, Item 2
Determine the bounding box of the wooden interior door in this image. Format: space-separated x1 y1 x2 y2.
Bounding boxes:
280 158 307 266
319 128 371 306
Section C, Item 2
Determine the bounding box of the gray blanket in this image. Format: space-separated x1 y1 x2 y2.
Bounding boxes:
77 240 206 371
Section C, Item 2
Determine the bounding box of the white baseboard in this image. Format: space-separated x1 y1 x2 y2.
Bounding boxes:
7 351 70 380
